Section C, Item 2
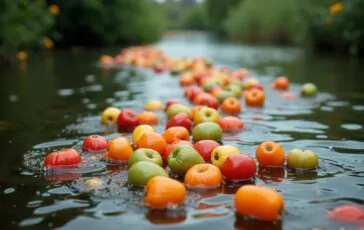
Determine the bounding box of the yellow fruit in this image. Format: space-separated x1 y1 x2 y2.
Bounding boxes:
144 100 164 111
101 107 121 125
132 125 155 144
211 145 240 169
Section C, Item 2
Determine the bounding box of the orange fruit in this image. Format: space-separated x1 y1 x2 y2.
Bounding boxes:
273 76 289 90
221 97 241 114
162 126 190 144
179 73 195 86
184 164 222 189
138 111 158 125
256 141 286 167
234 185 284 221
245 89 265 106
144 176 186 209
137 132 167 155
104 137 133 162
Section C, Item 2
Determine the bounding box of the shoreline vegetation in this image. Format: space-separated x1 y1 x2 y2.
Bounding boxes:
1 0 363 65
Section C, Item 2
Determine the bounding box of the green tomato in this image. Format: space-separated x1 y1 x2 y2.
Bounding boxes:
287 149 319 169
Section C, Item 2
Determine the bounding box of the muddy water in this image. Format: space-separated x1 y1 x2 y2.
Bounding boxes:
0 33 363 229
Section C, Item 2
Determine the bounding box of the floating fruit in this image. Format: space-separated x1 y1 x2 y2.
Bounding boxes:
136 132 167 155
194 107 220 124
234 185 284 221
104 137 133 162
138 111 158 125
128 148 163 167
82 135 108 152
221 97 241 114
245 89 265 106
287 149 319 170
256 141 285 167
192 122 222 142
128 161 169 186
144 176 186 209
300 83 318 97
117 109 140 129
193 140 220 161
166 104 192 120
167 145 205 175
184 163 222 189
218 116 244 132
273 76 289 90
44 148 81 169
132 125 154 144
101 107 121 125
222 154 256 180
144 100 164 110
327 205 364 223
166 113 192 131
211 145 240 169
162 126 190 144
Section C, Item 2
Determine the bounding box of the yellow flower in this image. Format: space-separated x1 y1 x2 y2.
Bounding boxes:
330 3 343 15
43 38 54 49
16 51 28 61
49 4 60 15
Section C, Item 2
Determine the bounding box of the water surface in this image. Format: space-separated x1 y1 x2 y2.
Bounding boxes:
0 32 363 229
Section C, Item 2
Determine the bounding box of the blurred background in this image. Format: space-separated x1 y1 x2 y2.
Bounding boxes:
1 0 364 64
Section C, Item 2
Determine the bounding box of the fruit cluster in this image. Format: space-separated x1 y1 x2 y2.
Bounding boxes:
42 46 351 223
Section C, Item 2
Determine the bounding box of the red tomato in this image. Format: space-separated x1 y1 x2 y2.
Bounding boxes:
82 135 108 152
44 148 81 168
218 116 244 132
222 154 257 180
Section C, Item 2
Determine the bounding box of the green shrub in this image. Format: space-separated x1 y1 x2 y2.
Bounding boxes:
180 4 208 30
0 0 54 62
49 0 166 46
224 0 305 44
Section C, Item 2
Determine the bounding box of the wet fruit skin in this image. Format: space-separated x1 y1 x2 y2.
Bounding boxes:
221 97 241 114
82 135 108 152
128 161 169 186
193 140 220 161
211 145 240 169
166 104 192 120
144 176 186 209
162 126 190 144
194 107 220 124
287 149 319 169
194 93 219 110
222 154 257 180
245 89 265 106
117 109 140 129
167 145 205 175
137 111 158 125
234 185 284 221
218 116 244 132
128 148 163 167
327 205 364 223
192 122 223 142
300 83 318 97
184 163 223 188
132 125 154 145
256 141 286 167
101 107 121 125
144 100 164 111
44 148 81 168
163 140 193 160
166 113 192 132
136 132 167 155
165 99 180 111
184 86 203 102
273 76 289 90
104 137 134 162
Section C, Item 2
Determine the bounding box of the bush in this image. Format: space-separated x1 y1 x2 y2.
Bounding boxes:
306 0 364 55
180 4 208 30
49 0 166 46
224 0 305 45
0 0 54 62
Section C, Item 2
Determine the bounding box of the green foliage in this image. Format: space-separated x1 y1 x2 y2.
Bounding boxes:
180 4 209 30
224 0 305 44
49 0 166 46
0 0 54 61
305 0 364 55
204 0 242 35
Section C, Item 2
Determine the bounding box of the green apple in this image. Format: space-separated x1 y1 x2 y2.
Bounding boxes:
300 83 318 97
128 148 163 168
287 149 319 169
225 84 242 98
128 161 169 186
192 122 222 142
194 107 220 124
167 145 205 175
202 81 218 92
166 104 192 120
229 80 244 90
216 90 235 103
211 145 240 169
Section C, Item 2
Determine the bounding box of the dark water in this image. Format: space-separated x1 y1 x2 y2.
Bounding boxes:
0 33 363 229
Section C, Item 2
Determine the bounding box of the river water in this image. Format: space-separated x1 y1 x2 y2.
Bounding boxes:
0 32 363 229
